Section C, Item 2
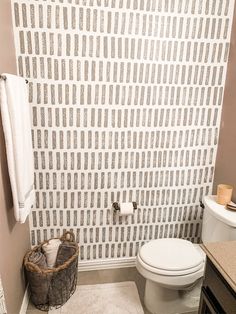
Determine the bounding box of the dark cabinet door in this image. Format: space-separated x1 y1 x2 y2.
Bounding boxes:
199 287 225 314
200 258 236 314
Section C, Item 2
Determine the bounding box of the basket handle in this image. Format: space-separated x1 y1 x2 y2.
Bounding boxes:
60 231 75 243
25 261 43 273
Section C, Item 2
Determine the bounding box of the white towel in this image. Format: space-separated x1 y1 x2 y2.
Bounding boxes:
42 239 62 268
0 73 35 223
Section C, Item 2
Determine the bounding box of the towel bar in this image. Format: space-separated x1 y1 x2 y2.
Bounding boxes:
0 74 28 84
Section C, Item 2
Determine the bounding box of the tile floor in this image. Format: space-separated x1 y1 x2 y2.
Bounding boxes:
26 267 151 314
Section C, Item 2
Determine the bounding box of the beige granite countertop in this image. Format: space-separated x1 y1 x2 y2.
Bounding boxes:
201 241 236 292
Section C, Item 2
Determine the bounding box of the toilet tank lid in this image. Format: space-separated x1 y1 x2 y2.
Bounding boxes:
203 195 236 227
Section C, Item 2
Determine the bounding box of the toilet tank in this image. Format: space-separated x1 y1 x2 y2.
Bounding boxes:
202 195 236 243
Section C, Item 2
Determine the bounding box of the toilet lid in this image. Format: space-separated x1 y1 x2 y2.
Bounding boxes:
139 239 204 273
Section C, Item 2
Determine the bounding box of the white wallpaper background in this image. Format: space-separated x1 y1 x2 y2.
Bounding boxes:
12 0 234 265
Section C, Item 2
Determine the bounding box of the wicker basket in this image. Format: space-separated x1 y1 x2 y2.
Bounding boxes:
24 231 79 311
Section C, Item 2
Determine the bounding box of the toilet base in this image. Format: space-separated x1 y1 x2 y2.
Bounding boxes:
144 279 202 314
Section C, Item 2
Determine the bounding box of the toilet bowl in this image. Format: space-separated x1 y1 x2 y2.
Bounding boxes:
136 196 236 314
136 238 205 314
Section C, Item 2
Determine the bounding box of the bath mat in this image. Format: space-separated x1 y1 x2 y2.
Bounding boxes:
49 281 144 314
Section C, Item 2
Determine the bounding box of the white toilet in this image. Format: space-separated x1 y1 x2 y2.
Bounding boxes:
136 195 236 314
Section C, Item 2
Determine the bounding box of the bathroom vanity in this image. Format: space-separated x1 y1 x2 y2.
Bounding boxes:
199 241 236 314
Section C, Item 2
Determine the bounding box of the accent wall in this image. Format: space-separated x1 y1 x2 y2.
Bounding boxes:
11 0 234 267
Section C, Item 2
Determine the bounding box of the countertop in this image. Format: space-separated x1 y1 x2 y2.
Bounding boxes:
201 241 236 292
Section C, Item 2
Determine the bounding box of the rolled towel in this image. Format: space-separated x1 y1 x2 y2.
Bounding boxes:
26 270 52 306
28 251 47 269
55 242 77 267
42 239 61 268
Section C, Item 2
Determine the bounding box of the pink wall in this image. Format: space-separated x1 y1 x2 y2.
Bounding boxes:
214 4 236 202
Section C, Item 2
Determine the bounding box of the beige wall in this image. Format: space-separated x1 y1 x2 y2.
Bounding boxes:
0 1 31 314
214 4 236 202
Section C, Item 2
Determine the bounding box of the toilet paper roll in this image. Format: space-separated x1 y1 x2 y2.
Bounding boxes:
119 202 134 215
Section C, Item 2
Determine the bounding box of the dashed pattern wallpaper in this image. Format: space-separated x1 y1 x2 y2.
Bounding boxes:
12 0 234 262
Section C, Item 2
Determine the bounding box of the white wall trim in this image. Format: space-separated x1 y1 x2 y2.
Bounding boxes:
19 284 30 314
78 257 136 272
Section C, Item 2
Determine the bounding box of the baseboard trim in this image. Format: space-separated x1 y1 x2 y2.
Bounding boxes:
78 257 136 272
19 284 30 314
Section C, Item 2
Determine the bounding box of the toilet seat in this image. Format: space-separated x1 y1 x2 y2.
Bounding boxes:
139 238 204 276
136 253 205 288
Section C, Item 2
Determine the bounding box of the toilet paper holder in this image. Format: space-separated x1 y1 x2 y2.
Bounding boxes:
112 202 138 211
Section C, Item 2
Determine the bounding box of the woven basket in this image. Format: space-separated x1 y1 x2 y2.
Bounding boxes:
24 231 79 311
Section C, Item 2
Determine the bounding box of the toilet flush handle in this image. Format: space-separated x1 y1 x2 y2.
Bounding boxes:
199 200 205 209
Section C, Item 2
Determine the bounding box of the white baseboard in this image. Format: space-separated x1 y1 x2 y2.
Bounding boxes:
78 257 136 272
19 284 30 314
